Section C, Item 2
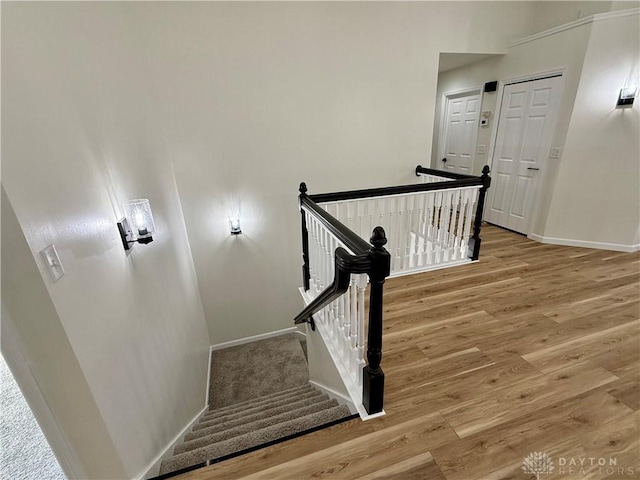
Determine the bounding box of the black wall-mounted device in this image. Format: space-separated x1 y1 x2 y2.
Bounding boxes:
484 81 498 93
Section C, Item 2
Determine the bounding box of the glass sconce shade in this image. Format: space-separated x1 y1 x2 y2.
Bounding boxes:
117 198 155 250
620 85 637 99
229 216 242 235
618 77 639 107
123 199 156 240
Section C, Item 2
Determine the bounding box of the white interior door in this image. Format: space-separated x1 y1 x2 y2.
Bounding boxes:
485 76 562 234
440 91 480 175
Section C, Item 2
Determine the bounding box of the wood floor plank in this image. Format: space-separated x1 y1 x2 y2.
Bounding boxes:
380 358 543 429
480 305 640 360
440 362 619 437
522 320 640 373
542 284 639 323
356 452 446 480
386 347 495 392
173 225 640 480
431 390 634 480
607 382 640 411
480 411 640 480
236 412 457 480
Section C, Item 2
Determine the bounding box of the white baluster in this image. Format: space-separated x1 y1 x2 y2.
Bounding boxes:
312 217 319 294
454 190 465 259
425 192 435 265
355 274 367 389
393 196 404 273
440 190 452 262
434 191 444 263
404 195 415 269
308 215 317 295
349 275 358 374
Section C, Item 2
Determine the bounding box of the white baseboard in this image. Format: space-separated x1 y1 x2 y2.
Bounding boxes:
139 404 207 480
528 233 640 253
139 347 213 479
309 380 357 415
210 327 301 351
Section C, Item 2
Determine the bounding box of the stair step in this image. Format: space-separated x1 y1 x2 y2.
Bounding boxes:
186 392 329 441
201 386 319 423
175 398 339 454
159 404 352 475
206 384 314 417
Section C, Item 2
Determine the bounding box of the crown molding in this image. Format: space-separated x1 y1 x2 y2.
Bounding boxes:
509 7 640 48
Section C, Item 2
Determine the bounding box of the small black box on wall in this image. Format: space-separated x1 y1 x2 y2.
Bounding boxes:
484 81 498 93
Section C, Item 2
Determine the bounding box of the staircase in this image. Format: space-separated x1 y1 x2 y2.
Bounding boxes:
159 384 352 476
156 333 355 478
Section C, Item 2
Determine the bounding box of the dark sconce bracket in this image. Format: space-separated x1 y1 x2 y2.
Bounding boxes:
117 217 154 251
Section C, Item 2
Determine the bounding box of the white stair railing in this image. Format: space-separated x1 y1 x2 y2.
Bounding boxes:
296 166 490 420
303 209 368 401
321 186 480 277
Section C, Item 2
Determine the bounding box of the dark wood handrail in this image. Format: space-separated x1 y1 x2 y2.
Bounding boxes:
309 176 483 204
293 247 369 328
415 164 479 180
299 185 371 254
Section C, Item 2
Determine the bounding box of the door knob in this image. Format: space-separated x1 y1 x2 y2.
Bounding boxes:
442 158 447 163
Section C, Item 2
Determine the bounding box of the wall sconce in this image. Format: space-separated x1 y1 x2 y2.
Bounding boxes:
617 78 638 107
228 215 242 235
117 199 156 250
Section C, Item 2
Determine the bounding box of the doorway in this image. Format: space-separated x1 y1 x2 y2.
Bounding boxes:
438 89 481 175
485 75 562 234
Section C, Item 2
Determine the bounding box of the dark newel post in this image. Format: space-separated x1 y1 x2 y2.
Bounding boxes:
468 165 491 261
363 226 391 415
299 182 311 291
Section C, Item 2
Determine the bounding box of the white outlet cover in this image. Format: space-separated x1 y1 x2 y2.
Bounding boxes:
41 244 65 282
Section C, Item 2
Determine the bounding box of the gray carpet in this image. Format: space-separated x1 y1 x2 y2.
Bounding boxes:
208 333 309 409
157 333 354 477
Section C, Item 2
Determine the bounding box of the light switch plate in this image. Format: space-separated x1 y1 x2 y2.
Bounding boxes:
478 145 486 154
549 147 561 159
41 244 65 282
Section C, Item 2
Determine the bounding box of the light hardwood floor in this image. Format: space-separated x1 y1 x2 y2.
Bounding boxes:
175 225 639 480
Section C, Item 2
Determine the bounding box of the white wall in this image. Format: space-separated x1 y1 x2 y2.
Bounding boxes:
2 189 128 479
134 1 536 344
2 3 211 478
544 11 640 249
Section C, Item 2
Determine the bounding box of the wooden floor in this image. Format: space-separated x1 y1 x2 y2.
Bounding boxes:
176 225 640 480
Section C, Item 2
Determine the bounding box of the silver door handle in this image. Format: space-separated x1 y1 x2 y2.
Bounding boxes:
527 167 540 171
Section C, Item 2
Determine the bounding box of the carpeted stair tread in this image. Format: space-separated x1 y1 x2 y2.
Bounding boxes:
159 404 352 475
199 389 322 426
187 392 330 439
205 384 313 417
175 398 340 454
201 385 319 422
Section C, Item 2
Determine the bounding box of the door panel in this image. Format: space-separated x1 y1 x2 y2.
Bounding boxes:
485 76 562 234
440 92 480 174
